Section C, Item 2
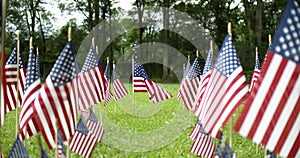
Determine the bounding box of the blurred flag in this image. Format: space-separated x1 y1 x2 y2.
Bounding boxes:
19 46 41 140
5 47 26 112
86 109 104 142
177 59 190 100
0 51 6 127
133 60 172 103
180 57 202 110
190 122 215 158
57 129 66 158
33 41 78 149
70 116 97 157
132 59 147 92
235 0 300 157
78 46 106 112
214 131 235 158
198 34 248 137
104 59 113 106
8 136 29 158
248 50 261 92
113 64 128 101
194 50 213 115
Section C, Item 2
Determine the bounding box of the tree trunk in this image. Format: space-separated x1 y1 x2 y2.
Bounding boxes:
136 0 144 59
162 0 170 80
256 0 262 50
87 0 93 31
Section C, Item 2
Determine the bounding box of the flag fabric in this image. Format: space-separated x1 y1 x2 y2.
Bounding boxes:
177 59 191 100
133 60 172 103
234 0 300 157
8 136 30 158
132 59 147 92
190 123 215 158
78 46 106 111
197 34 248 137
0 51 6 127
189 119 207 141
104 60 113 106
86 109 104 142
32 41 78 149
113 64 128 101
194 50 213 115
248 50 261 92
214 131 235 158
19 46 41 140
5 47 26 112
57 129 66 158
70 116 97 158
180 57 202 110
40 144 49 158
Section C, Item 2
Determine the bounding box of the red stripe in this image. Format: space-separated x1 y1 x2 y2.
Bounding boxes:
247 57 287 139
287 132 300 158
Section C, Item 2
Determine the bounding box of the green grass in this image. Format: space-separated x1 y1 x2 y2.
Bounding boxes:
0 84 265 157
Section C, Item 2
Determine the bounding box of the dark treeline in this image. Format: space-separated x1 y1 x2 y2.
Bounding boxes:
4 0 295 82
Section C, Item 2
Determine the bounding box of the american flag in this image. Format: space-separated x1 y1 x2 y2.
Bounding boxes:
0 51 6 127
32 41 78 149
190 123 215 158
104 60 113 106
248 50 261 92
194 50 213 115
180 57 202 110
214 131 235 158
86 109 104 142
113 64 128 101
40 144 49 158
177 59 190 100
197 34 248 137
235 0 300 157
8 136 29 158
5 47 26 112
57 129 66 158
133 60 172 103
70 116 97 157
78 46 106 111
132 59 147 92
19 46 41 140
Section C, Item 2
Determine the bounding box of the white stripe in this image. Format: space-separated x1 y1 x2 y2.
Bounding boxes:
239 55 281 137
253 61 295 144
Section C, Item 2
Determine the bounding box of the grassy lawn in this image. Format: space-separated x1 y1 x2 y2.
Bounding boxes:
0 84 265 157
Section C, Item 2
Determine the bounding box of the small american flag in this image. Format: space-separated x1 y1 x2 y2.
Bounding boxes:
113 64 128 101
78 46 106 111
198 34 248 137
8 136 29 158
190 123 215 158
133 60 172 103
5 47 26 113
0 51 6 127
248 50 261 92
180 57 202 110
177 59 191 100
104 60 113 106
70 116 97 157
86 109 104 142
33 41 78 149
132 59 147 92
57 129 66 158
19 46 41 140
194 50 213 115
235 0 300 157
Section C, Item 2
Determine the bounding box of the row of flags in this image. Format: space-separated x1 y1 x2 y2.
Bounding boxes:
176 0 299 157
1 0 299 157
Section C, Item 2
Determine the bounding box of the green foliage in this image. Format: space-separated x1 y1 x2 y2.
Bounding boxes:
0 84 265 157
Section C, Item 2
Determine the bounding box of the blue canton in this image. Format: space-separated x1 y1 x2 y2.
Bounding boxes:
203 50 213 74
113 65 120 81
183 59 191 78
36 50 40 77
134 60 149 80
24 46 38 91
214 35 241 78
76 116 89 136
104 61 110 80
270 0 300 64
50 41 76 87
82 46 101 72
88 109 99 123
8 136 29 158
187 57 202 80
57 129 66 156
254 53 261 70
6 47 25 68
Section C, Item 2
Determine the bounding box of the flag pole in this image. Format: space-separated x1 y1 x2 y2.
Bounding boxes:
269 34 272 47
113 62 116 112
15 32 21 137
196 50 199 58
210 40 213 58
227 22 233 148
66 26 72 158
132 55 134 113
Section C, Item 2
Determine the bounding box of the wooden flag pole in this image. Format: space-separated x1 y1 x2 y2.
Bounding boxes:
196 50 199 58
66 26 71 158
92 37 95 49
227 22 233 148
15 32 21 137
269 34 272 47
